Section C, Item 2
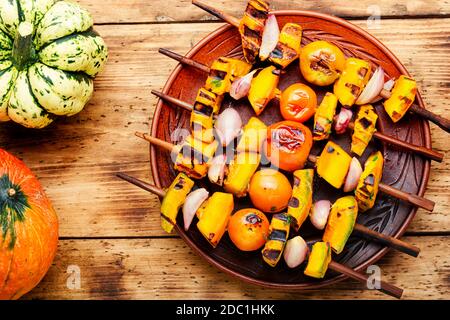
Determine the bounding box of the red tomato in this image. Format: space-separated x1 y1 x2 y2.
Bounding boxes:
228 209 270 251
265 121 313 172
280 83 317 123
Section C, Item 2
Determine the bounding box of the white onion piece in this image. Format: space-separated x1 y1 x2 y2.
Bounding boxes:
356 66 385 105
215 108 243 146
208 154 227 186
310 200 331 230
283 236 309 268
343 157 363 192
259 14 280 61
183 188 209 231
334 108 353 134
230 70 258 100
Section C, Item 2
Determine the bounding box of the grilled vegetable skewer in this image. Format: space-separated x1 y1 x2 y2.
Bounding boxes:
309 141 435 211
116 173 233 247
329 53 450 132
288 170 419 257
157 51 443 162
117 173 403 298
305 242 403 298
313 93 443 162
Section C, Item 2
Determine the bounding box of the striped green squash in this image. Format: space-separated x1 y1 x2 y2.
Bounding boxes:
0 0 108 128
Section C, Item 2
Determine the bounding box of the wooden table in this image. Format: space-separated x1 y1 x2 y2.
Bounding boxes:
0 0 448 300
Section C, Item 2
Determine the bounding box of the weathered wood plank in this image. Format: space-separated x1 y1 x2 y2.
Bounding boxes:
0 19 448 237
24 236 449 299
75 0 450 24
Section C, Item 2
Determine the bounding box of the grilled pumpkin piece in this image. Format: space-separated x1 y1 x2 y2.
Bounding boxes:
323 196 358 254
160 173 195 233
316 141 352 189
269 23 303 69
313 92 338 141
236 116 267 153
248 66 281 115
262 213 290 267
197 192 234 248
351 104 378 156
238 0 270 64
288 169 314 231
205 57 252 96
224 152 261 197
384 75 417 123
174 135 218 179
191 87 223 143
334 58 371 107
304 241 332 279
355 151 384 212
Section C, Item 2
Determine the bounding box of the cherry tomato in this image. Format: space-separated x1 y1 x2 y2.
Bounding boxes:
228 208 270 251
265 121 313 172
300 40 346 86
249 169 293 213
280 83 317 122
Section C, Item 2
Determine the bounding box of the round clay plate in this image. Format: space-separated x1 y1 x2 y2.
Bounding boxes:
150 11 431 289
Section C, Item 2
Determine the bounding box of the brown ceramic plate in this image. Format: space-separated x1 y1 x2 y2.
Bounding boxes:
150 11 431 289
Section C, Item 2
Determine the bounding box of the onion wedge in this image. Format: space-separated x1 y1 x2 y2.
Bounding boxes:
283 236 309 268
259 14 280 61
183 188 209 231
230 70 258 100
208 154 227 186
356 66 385 105
334 108 353 134
215 108 243 146
343 157 363 192
310 200 331 230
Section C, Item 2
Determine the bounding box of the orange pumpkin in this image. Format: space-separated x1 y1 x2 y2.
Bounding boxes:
0 149 58 300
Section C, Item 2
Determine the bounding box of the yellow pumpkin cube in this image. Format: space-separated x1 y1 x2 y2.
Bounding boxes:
197 192 234 248
248 66 280 115
384 75 417 123
351 104 378 156
160 173 195 233
224 152 261 197
236 117 267 153
355 151 384 212
261 213 290 267
334 58 371 107
323 196 358 254
288 169 314 231
304 241 332 279
313 92 338 141
316 141 352 189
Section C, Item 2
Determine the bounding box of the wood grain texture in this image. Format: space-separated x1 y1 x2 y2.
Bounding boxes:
74 0 450 23
0 19 448 237
24 236 449 299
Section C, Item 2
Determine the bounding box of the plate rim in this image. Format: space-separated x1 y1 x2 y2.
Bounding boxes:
150 10 431 289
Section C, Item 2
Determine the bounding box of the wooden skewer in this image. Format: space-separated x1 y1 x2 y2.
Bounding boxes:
192 0 240 27
133 132 420 256
328 261 403 298
192 0 450 134
116 172 403 298
158 49 444 162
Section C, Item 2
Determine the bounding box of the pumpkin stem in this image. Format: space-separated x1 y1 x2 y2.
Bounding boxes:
7 188 16 197
11 22 36 70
